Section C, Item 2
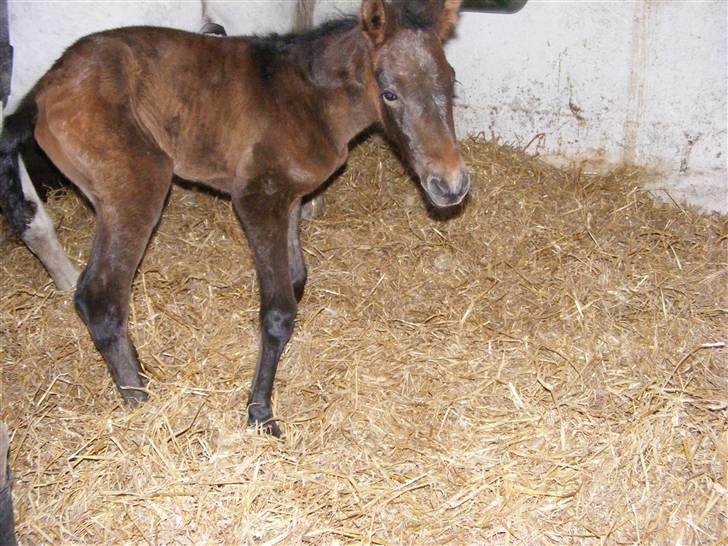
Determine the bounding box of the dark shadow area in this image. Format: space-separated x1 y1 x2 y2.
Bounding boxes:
461 0 528 14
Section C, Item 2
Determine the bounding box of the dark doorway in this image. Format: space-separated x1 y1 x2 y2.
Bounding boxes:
0 0 11 106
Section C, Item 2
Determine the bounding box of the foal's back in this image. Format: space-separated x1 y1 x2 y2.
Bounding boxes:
33 26 335 194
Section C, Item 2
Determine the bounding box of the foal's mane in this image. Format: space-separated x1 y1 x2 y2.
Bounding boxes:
249 16 359 52
241 2 444 84
249 0 441 51
242 16 359 85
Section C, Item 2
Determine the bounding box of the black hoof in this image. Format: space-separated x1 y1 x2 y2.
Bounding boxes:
260 419 282 438
248 405 282 437
119 387 149 406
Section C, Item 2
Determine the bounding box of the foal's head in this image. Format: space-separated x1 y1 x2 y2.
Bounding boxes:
361 0 470 209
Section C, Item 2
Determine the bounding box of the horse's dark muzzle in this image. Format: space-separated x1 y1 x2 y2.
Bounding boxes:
423 171 471 209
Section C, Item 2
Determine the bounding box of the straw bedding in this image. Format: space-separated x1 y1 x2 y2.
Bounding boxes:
1 138 726 544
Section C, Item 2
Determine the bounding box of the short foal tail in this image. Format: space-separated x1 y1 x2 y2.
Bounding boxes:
0 97 79 290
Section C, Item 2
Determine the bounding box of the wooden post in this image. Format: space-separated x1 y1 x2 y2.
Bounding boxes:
293 0 316 33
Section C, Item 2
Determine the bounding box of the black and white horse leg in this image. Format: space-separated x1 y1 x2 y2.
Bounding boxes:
288 199 307 302
234 193 298 437
18 156 79 290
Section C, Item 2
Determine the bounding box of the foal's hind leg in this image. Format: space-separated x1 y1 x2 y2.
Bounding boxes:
73 163 172 403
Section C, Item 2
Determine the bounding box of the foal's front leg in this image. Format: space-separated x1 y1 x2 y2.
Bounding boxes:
233 190 298 437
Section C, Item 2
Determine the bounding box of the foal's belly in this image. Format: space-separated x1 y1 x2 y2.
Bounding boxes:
172 135 347 198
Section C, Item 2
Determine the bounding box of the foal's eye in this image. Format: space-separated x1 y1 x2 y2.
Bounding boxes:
382 91 398 103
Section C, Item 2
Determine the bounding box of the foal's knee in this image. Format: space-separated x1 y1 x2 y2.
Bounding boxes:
261 305 296 345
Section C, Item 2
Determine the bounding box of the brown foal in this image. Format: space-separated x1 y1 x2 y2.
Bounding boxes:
0 0 469 436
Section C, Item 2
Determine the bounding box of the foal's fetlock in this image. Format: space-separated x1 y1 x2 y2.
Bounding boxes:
262 307 295 343
74 286 125 353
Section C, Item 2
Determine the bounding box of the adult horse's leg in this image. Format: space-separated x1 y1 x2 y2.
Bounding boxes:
73 159 172 404
17 157 80 290
288 199 307 302
233 189 298 436
0 106 79 290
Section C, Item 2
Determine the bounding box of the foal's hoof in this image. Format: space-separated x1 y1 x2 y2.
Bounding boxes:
257 419 282 438
248 407 282 438
119 387 149 406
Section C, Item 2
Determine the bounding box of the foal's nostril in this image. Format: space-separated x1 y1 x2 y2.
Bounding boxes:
427 176 450 197
424 173 469 208
461 171 472 195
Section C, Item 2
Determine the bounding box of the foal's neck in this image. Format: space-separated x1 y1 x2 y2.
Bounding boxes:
300 25 381 148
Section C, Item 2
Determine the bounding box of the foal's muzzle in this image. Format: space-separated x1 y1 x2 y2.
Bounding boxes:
423 170 471 209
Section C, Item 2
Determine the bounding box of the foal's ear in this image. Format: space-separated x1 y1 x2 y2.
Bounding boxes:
360 0 388 47
436 0 462 41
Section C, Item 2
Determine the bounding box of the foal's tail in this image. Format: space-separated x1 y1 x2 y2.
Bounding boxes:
0 96 39 237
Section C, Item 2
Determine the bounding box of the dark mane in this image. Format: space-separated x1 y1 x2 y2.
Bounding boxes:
246 0 438 52
249 16 359 51
245 16 359 84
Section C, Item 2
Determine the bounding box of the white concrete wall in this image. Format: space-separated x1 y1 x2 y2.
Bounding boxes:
446 1 727 213
6 0 297 113
6 0 727 213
